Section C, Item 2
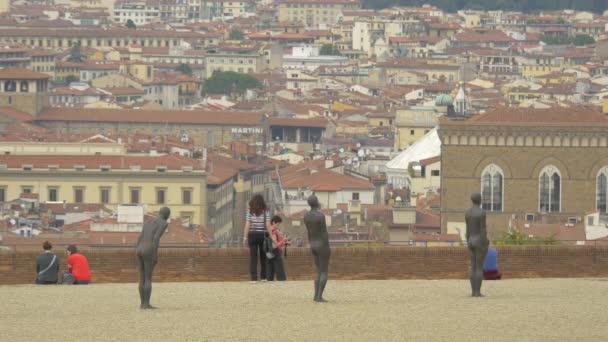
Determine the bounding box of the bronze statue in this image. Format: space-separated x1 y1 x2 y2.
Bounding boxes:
465 193 489 297
303 195 331 302
136 207 170 309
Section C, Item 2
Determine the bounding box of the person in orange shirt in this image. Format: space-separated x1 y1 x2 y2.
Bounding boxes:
66 245 92 285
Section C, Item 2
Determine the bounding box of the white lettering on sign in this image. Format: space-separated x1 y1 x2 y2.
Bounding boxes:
231 127 264 134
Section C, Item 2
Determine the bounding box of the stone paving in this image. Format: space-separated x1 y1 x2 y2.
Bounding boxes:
2 278 608 341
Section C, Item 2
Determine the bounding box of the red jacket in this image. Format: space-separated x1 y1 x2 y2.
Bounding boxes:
271 228 286 251
68 253 91 281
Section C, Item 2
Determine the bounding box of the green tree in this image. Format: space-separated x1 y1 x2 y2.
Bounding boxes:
573 34 595 46
319 44 341 56
229 29 245 40
202 71 262 96
64 75 79 85
494 229 559 246
175 63 193 76
66 41 85 63
541 34 596 46
126 19 136 29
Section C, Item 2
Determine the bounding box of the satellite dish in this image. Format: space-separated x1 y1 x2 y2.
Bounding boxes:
339 148 344 153
345 158 352 165
357 149 365 157
356 142 361 148
9 219 16 225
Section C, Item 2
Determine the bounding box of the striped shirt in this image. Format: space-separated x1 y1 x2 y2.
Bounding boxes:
246 210 270 232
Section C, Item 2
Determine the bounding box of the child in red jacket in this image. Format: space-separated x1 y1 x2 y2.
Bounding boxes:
266 216 289 281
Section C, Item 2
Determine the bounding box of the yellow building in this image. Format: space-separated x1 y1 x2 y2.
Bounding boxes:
205 43 282 78
213 0 248 18
534 71 577 85
29 50 57 80
70 0 103 8
55 62 82 83
0 0 9 13
0 154 207 225
504 87 541 103
378 59 461 83
521 64 563 78
394 107 438 150
335 120 369 136
277 0 361 28
120 62 154 82
464 13 481 28
369 113 394 128
0 28 202 50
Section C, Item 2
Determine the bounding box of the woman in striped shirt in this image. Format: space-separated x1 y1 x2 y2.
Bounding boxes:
243 194 274 282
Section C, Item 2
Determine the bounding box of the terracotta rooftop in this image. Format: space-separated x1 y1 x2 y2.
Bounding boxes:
0 67 50 80
269 117 329 128
0 28 202 38
0 154 204 171
419 156 440 166
34 108 264 126
280 167 374 191
40 203 112 215
453 30 515 43
277 0 358 3
458 107 608 125
101 87 145 96
0 107 34 122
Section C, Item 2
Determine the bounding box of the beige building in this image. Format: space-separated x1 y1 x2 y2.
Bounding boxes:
376 59 461 85
439 107 608 238
277 0 361 28
0 28 202 50
205 43 282 78
394 107 438 150
0 154 207 225
29 50 57 80
0 68 49 116
32 108 268 148
0 0 9 13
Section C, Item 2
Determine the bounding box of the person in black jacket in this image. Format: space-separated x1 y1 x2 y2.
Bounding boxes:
35 241 59 285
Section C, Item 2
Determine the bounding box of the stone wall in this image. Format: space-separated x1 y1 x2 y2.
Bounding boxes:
2 246 608 285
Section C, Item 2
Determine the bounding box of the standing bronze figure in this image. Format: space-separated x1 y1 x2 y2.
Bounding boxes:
303 195 331 302
465 193 489 297
136 207 170 309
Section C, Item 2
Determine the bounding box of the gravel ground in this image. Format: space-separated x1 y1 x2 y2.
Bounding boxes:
2 279 608 342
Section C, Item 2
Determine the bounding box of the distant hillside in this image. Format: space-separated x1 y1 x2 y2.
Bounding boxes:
362 0 607 13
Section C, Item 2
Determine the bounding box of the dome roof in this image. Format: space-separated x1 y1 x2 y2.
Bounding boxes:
435 94 453 106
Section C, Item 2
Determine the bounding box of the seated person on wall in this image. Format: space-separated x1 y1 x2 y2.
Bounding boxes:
483 245 502 280
36 241 60 285
66 245 92 285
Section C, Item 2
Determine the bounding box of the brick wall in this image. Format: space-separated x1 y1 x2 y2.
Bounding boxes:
2 246 608 285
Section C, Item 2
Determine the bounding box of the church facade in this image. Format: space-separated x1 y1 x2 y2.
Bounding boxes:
438 107 608 238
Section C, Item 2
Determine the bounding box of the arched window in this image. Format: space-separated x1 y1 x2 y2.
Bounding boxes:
539 165 561 212
597 168 608 212
20 81 28 92
481 164 503 211
4 80 16 92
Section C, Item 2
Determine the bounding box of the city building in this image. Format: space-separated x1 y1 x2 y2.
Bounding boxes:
439 107 608 238
112 0 161 25
282 45 349 71
0 154 207 225
276 0 361 29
